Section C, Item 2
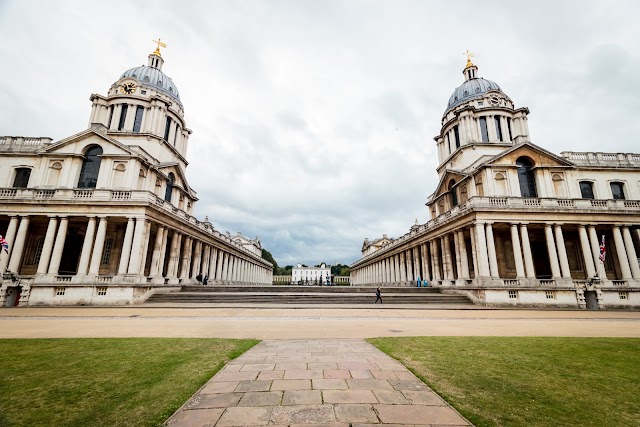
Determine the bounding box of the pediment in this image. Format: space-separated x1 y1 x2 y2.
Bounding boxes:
485 141 575 168
38 127 135 157
432 170 469 199
156 162 195 197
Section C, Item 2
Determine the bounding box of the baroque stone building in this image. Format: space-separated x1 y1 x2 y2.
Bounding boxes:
350 58 640 309
0 44 273 306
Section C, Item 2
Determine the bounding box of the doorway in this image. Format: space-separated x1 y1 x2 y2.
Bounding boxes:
4 286 22 306
531 241 552 279
584 291 598 310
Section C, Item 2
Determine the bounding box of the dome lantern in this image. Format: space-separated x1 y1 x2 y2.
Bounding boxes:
148 38 166 70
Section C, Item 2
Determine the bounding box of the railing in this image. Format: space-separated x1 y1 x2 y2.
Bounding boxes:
561 151 640 166
503 279 520 286
612 280 627 286
54 276 72 282
35 189 55 198
0 136 53 152
96 276 113 283
73 190 94 199
111 191 131 200
538 279 556 286
0 188 17 197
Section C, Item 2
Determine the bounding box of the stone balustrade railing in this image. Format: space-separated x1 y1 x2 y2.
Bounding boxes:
560 151 640 166
353 195 640 266
0 136 53 152
0 187 268 264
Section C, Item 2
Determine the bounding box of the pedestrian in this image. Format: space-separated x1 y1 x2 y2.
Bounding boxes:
196 273 202 284
203 274 208 285
416 276 421 287
374 287 382 304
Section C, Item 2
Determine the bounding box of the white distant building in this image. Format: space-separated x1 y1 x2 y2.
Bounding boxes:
292 263 331 284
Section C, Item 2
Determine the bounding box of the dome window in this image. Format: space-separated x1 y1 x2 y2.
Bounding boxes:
463 90 468 96
143 76 150 82
158 80 163 86
132 74 137 78
475 87 481 93
169 87 173 93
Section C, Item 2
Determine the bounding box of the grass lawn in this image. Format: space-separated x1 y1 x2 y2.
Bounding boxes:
0 338 258 427
369 337 640 427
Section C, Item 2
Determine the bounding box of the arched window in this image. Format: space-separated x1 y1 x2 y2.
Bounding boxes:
516 157 537 198
448 179 458 207
77 146 103 188
165 172 175 202
13 168 32 188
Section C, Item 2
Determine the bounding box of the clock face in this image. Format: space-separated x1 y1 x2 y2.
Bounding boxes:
120 82 136 94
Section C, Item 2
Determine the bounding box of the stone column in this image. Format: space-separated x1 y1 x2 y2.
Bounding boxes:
431 240 442 281
7 216 30 273
208 248 218 281
127 218 147 275
406 250 414 282
222 253 230 282
510 224 526 278
201 245 211 280
485 223 499 278
37 217 58 275
139 220 152 276
0 216 19 274
149 225 166 277
453 233 462 279
166 232 181 278
394 254 400 282
47 217 68 276
117 217 136 275
544 224 561 279
88 217 108 275
469 229 478 278
578 225 596 279
77 217 96 275
587 226 605 278
398 252 406 282
612 226 632 279
554 225 571 278
216 251 225 281
520 224 536 278
191 240 202 278
458 230 470 279
474 222 490 277
622 227 640 279
179 237 192 279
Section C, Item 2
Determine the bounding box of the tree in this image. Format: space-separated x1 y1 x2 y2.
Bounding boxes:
261 249 278 270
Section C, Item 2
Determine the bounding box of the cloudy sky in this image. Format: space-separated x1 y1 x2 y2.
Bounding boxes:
1 1 639 266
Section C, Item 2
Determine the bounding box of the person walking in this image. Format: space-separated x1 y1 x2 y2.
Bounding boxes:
196 273 203 284
374 287 382 304
203 274 208 285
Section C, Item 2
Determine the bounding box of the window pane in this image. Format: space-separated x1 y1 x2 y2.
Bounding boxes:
13 168 31 188
453 125 460 148
580 181 594 199
494 116 503 141
610 182 625 200
164 117 172 141
77 146 103 188
117 104 128 131
516 158 537 198
480 117 489 142
133 106 144 133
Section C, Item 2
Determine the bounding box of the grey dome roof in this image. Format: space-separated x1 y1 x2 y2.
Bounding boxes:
445 78 502 113
120 65 181 105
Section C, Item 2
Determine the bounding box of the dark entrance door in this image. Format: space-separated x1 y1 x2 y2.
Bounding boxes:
584 291 598 309
4 286 22 306
58 234 84 275
531 241 552 279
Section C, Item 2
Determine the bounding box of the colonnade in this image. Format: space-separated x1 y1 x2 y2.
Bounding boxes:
0 214 272 285
351 222 640 285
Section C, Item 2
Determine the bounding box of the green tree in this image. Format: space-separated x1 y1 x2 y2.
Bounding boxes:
261 249 278 270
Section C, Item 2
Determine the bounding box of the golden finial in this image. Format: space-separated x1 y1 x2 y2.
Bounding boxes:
463 50 474 67
152 38 167 56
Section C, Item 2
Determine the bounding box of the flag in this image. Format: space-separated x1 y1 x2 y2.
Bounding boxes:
599 236 606 263
0 235 8 253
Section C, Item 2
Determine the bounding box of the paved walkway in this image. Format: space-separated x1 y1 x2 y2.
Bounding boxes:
166 339 471 427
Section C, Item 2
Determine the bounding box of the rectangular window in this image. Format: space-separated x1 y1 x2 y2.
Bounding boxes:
163 117 172 141
55 287 66 296
610 182 625 200
13 168 31 188
97 287 107 296
618 292 628 300
117 104 128 131
545 291 556 299
173 125 179 146
580 181 594 199
508 290 518 299
453 125 460 148
494 116 503 141
479 117 489 142
507 117 512 141
133 106 144 133
107 105 114 129
446 134 451 155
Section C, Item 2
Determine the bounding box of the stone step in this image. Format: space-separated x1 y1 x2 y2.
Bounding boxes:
181 285 441 294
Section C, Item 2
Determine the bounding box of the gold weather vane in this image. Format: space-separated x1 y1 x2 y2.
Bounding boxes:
152 38 167 56
463 50 474 67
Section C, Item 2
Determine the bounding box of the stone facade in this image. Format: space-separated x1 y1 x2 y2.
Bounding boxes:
292 264 331 285
0 48 273 306
350 59 640 309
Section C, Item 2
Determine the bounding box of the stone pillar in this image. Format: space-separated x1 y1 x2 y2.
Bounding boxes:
47 217 68 276
191 240 202 279
166 233 181 278
443 235 454 280
485 223 499 278
612 226 632 279
469 229 478 278
209 248 218 281
520 224 536 278
544 224 561 279
179 237 192 279
458 230 470 279
406 250 414 282
554 225 571 279
216 251 225 281
394 254 400 282
510 224 526 278
88 217 108 275
127 218 147 275
117 217 136 275
222 253 230 282
474 222 490 277
149 225 166 277
431 240 442 281
453 233 462 279
398 252 406 282
201 245 211 280
139 220 152 276
37 217 58 275
622 226 640 279
587 226 605 278
578 225 596 279
77 217 96 275
0 216 19 274
7 216 30 273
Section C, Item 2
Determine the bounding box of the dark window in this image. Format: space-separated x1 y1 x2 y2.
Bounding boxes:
516 157 537 198
117 104 128 131
448 179 458 207
163 117 172 141
610 182 625 200
453 125 460 148
107 105 114 129
579 181 594 199
173 125 179 146
507 117 512 141
479 117 489 142
133 106 144 133
13 168 31 188
77 146 103 188
165 172 174 202
101 238 113 265
495 116 503 141
446 134 451 155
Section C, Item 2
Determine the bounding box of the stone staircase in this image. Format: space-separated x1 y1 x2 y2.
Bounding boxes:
145 285 473 305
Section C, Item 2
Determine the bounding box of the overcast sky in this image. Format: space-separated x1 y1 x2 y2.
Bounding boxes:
1 1 639 267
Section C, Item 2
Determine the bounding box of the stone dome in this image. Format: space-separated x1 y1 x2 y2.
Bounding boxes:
445 77 502 114
119 65 182 106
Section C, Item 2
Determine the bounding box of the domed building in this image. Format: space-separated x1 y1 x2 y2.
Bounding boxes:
0 43 273 306
351 56 640 309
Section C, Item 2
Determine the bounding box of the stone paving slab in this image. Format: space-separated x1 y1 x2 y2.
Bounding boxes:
165 339 473 426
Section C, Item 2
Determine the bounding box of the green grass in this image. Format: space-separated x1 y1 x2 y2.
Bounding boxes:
0 338 258 427
369 337 640 427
